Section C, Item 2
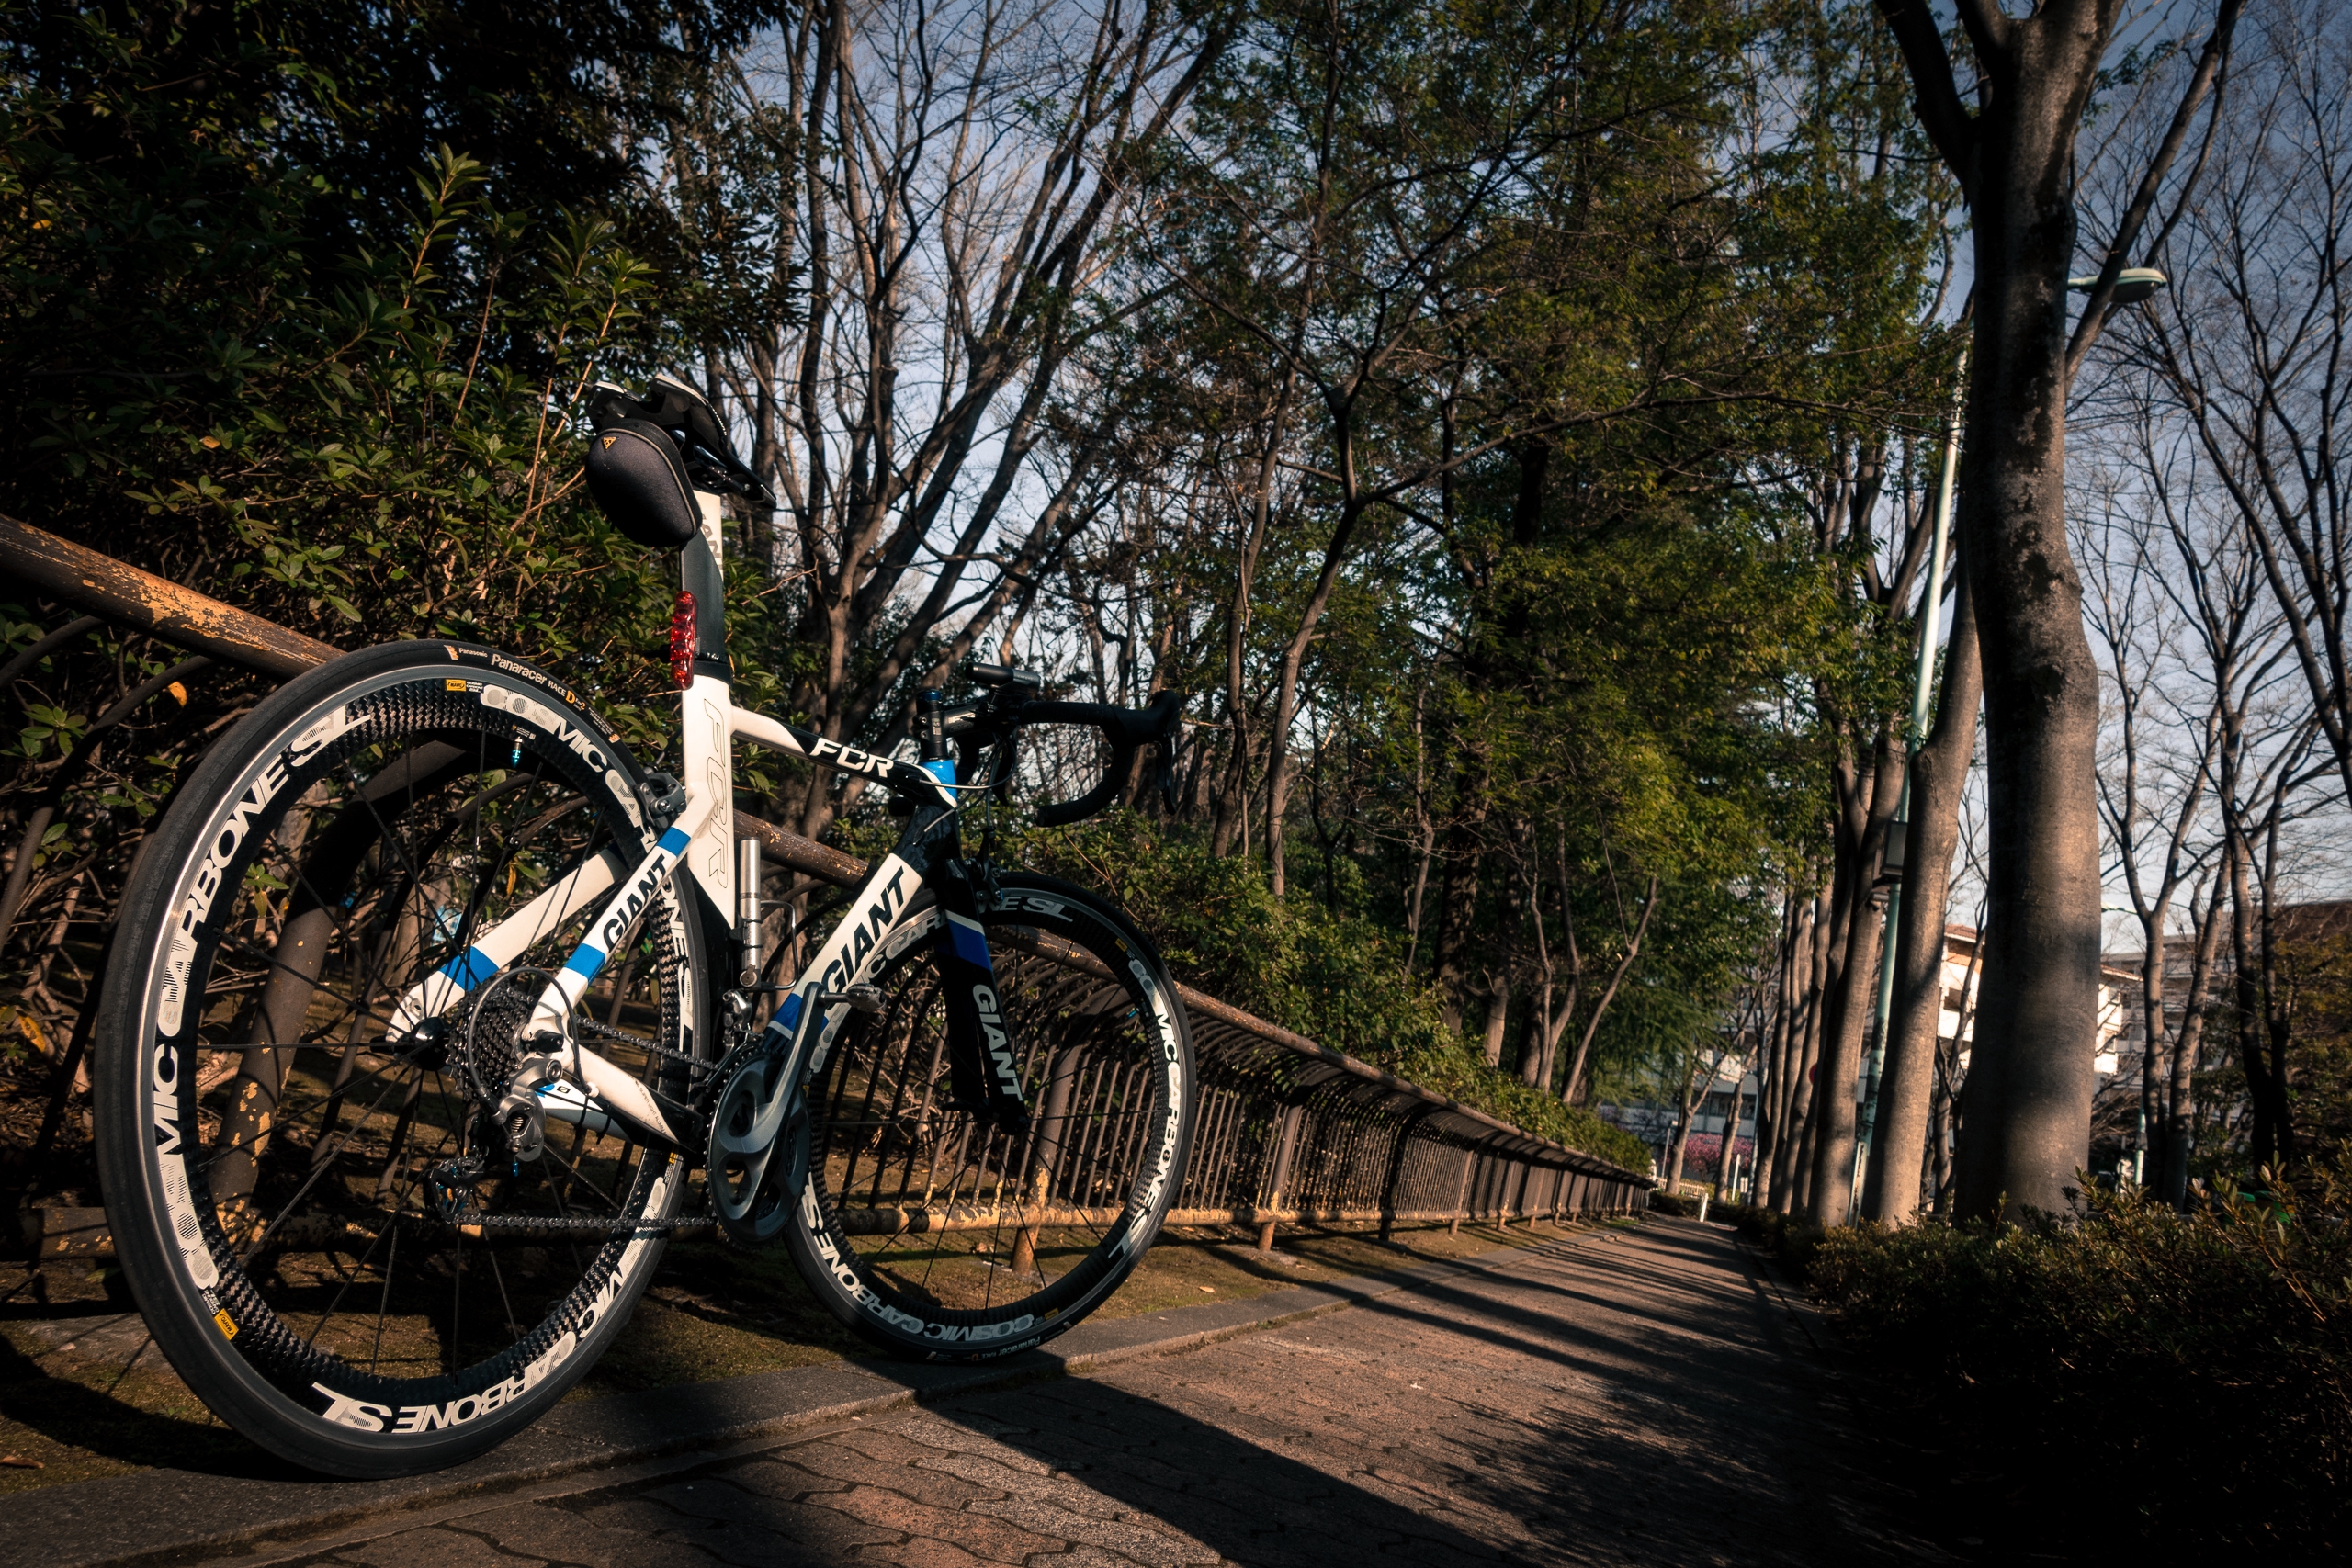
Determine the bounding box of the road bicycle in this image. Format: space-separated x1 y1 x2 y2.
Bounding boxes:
91 374 1196 1478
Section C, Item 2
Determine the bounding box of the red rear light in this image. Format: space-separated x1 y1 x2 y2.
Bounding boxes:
669 591 696 689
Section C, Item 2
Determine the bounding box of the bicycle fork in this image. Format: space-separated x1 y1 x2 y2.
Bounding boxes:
933 863 1028 1133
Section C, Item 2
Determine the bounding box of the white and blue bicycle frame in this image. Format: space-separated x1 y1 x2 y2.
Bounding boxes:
382 491 1002 1198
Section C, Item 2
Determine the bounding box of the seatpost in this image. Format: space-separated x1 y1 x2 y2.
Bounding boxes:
736 837 762 987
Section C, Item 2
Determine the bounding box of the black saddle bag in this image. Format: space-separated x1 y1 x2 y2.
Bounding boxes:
584 417 701 548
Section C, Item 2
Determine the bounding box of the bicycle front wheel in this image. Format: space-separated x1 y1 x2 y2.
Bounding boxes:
93 641 713 1477
785 872 1198 1358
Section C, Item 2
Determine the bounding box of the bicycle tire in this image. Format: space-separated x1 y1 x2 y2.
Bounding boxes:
93 640 714 1478
782 872 1197 1358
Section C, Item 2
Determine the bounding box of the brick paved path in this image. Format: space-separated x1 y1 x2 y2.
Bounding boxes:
283 1220 1946 1568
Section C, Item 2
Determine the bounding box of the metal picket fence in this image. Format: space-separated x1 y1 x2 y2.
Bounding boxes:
740 833 1650 1249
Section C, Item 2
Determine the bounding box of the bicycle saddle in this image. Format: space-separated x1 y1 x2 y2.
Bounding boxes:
589 375 775 508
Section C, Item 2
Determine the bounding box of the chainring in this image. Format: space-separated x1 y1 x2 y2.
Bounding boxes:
707 1054 808 1247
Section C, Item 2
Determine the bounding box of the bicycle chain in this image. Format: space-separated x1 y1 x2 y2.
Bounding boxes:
437 1209 708 1235
433 1012 755 1235
572 1012 711 1069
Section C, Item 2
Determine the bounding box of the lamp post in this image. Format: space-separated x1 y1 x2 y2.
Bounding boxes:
2067 265 2168 305
1850 352 1963 1218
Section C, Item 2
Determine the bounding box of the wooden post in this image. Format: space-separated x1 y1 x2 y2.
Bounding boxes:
1257 1101 1304 1253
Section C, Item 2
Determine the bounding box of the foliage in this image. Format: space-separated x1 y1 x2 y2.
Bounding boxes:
1804 1166 2352 1553
1023 813 1653 1170
0 0 795 1056
0 0 1955 1194
2280 931 2352 1156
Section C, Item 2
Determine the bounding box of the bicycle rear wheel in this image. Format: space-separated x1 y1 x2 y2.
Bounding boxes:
784 873 1197 1358
93 641 713 1477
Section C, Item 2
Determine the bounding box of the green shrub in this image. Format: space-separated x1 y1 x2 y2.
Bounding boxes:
1017 813 1652 1172
1806 1161 2352 1553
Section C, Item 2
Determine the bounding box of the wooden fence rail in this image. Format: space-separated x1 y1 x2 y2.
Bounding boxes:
2 516 1651 1259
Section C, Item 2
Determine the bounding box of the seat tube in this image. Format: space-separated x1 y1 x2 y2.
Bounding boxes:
680 490 735 923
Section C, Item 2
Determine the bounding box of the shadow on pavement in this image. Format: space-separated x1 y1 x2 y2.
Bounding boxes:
0 1320 288 1481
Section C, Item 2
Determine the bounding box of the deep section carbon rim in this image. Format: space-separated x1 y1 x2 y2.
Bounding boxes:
786 875 1193 1357
99 646 707 1468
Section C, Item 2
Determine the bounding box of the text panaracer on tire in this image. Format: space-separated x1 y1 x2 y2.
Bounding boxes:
94 642 714 1479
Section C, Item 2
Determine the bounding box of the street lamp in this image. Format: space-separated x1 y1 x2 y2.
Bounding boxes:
2067 265 2169 304
1851 348 1964 1219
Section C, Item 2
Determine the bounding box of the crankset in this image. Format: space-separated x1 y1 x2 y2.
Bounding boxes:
707 1055 809 1246
703 983 879 1246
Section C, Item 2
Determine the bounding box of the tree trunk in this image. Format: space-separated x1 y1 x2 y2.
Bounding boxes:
1876 0 2161 1222
1665 1060 1702 1194
1806 729 1905 1227
1481 971 1512 1068
1429 759 1490 1031
2161 874 2229 1205
1944 68 2109 1221
1789 1065 1821 1218
1481 826 1530 1066
2224 830 2279 1170
1749 894 1804 1209
1928 1043 1955 1213
1529 828 1583 1091
1862 571 1984 1223
1717 1081 1750 1205
1771 884 1833 1214
1263 501 1364 896
1214 370 1298 860
1403 672 1439 967
1759 889 1817 1210
1559 874 1659 1105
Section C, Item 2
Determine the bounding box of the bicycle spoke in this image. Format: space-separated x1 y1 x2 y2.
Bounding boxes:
370 1223 400 1374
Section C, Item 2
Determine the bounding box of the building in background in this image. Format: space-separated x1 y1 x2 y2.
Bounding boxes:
1600 1071 1757 1190
1919 924 2130 1174
2096 899 2352 1182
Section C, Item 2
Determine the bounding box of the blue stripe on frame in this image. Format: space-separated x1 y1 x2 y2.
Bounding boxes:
561 947 606 981
945 913 992 970
657 826 693 855
435 945 499 992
